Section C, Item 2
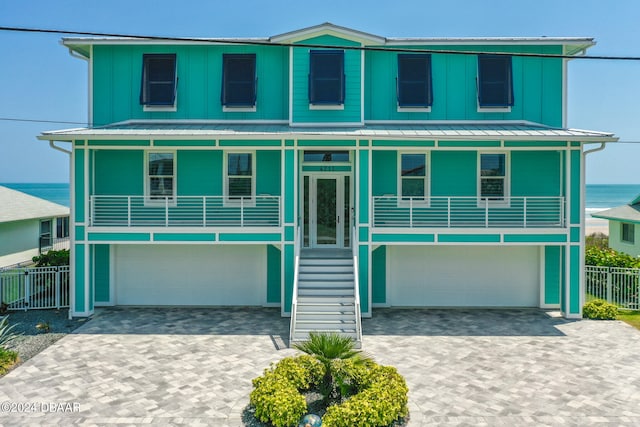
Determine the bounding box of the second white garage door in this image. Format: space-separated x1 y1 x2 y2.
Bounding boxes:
114 244 266 306
387 245 540 307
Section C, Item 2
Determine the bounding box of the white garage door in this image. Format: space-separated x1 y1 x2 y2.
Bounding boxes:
114 245 266 306
388 245 539 307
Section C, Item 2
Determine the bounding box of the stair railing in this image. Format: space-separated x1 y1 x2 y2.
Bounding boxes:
289 225 302 345
352 226 363 343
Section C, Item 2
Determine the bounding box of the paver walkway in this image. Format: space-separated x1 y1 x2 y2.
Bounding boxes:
0 308 640 426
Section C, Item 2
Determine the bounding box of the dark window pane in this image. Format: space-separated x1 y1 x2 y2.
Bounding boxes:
480 154 505 177
622 223 635 243
402 179 425 199
309 50 344 104
222 54 256 106
398 54 432 107
149 153 174 176
478 55 513 107
228 178 252 197
401 154 426 177
141 54 177 106
481 178 504 198
228 153 252 176
150 177 173 197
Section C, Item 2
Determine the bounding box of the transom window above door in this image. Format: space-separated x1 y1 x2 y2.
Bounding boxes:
303 151 350 163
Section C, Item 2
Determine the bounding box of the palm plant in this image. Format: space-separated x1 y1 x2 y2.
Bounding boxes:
0 315 19 348
294 332 372 403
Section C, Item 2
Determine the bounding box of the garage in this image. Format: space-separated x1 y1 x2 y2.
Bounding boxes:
113 244 266 306
387 245 540 307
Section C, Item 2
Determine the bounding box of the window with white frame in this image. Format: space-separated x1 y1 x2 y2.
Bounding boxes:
480 153 507 201
399 153 427 201
226 152 253 200
622 222 635 244
148 152 175 200
56 217 69 238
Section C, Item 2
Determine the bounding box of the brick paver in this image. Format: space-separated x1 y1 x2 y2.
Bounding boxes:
0 307 639 425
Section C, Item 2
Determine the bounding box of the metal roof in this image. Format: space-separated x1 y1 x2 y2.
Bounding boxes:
592 204 640 224
39 121 617 142
0 186 69 224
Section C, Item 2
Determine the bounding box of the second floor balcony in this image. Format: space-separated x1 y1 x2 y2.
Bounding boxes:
373 196 565 229
89 195 281 228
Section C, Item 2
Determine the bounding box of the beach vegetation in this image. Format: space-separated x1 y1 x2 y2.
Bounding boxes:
583 299 618 320
585 246 640 269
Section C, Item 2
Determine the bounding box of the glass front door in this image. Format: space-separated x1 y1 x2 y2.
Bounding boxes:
303 175 350 248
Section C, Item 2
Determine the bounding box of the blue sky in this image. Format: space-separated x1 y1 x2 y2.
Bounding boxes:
1 0 639 183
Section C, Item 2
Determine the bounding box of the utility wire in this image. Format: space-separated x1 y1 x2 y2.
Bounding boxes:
2 25 640 61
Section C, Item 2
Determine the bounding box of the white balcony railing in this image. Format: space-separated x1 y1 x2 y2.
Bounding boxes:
373 196 565 229
89 195 281 228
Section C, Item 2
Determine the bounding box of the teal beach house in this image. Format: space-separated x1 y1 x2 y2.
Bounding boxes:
40 23 616 341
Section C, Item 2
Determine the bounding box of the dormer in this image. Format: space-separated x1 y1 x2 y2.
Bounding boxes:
272 23 384 126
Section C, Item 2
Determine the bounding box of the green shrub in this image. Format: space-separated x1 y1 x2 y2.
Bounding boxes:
0 316 19 348
0 347 18 375
250 370 307 427
32 249 70 267
585 246 640 269
322 365 409 427
250 355 324 427
586 232 609 250
583 299 618 320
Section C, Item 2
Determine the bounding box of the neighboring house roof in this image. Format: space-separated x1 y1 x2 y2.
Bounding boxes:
0 186 69 224
39 121 617 142
593 196 640 224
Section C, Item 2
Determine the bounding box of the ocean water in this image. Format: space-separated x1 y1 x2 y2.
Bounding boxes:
1 183 70 207
1 183 638 216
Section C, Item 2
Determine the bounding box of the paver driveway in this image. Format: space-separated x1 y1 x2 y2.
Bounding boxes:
1 307 640 426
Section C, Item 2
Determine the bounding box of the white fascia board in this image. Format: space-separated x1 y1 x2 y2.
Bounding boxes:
271 23 385 45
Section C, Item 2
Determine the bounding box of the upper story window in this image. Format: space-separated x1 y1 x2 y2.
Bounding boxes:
148 152 175 200
397 54 432 109
622 222 635 244
309 50 345 106
400 153 427 202
222 54 257 110
226 153 254 200
477 55 513 109
479 153 508 202
140 54 177 108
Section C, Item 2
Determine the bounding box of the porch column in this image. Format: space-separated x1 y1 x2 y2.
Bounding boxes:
357 142 371 316
282 141 296 315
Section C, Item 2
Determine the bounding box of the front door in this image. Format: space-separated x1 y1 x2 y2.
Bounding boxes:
303 175 350 248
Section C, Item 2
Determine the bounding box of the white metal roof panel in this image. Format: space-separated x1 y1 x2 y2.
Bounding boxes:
0 186 69 224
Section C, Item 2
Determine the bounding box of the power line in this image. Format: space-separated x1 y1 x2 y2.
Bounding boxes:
2 25 640 61
0 117 89 126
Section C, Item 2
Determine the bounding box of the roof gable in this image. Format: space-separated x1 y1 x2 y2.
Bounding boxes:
270 22 385 45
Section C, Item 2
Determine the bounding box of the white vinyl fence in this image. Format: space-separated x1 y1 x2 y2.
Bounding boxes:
585 265 640 310
0 266 70 310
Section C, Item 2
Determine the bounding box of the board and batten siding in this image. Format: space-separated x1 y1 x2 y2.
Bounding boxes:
365 45 563 126
92 45 289 125
291 35 362 123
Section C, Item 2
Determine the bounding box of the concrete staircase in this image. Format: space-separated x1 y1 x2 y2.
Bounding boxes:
290 251 361 345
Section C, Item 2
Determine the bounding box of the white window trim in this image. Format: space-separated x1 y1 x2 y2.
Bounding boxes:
143 104 177 112
224 150 256 206
309 104 345 110
223 105 257 113
477 104 512 113
145 150 177 206
397 106 432 113
398 151 429 207
478 151 510 207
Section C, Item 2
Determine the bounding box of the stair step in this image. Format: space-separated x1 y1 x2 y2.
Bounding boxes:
296 312 355 321
297 295 354 304
299 265 353 273
300 258 353 266
299 273 354 281
298 288 354 296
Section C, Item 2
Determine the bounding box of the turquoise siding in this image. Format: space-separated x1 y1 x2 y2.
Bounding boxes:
372 151 396 196
292 35 362 123
284 243 294 313
256 151 282 195
569 246 581 314
570 150 581 225
93 44 289 125
372 246 386 304
544 246 561 305
431 151 477 196
74 244 85 313
511 151 561 196
94 150 144 195
267 245 281 304
94 245 110 303
177 151 222 196
365 45 563 126
75 149 85 222
358 245 369 313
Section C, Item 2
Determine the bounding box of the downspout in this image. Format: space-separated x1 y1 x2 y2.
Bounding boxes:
584 142 606 156
49 140 72 155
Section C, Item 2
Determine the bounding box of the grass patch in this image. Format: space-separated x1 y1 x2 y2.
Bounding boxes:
617 310 640 330
0 348 19 375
